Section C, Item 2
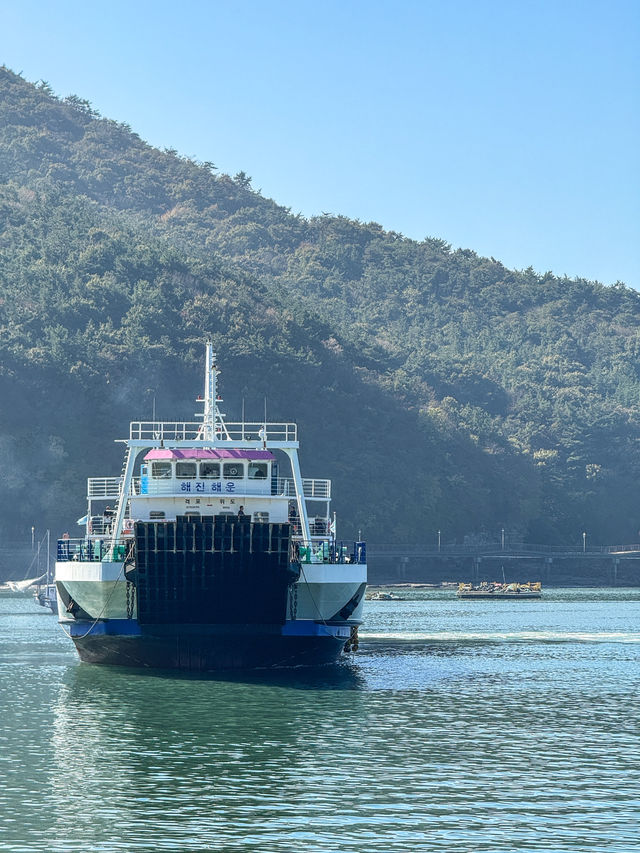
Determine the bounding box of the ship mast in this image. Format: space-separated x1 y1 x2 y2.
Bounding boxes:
200 341 230 442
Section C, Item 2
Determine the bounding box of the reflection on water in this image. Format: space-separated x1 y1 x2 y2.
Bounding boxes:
1 590 639 852
48 663 369 852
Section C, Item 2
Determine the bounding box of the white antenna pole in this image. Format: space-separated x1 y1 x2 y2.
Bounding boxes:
202 341 230 443
263 396 267 448
204 341 214 440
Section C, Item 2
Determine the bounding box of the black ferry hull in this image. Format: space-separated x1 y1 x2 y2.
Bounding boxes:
69 622 352 670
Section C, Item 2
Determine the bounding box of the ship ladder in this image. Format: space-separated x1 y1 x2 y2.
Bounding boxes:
110 445 134 548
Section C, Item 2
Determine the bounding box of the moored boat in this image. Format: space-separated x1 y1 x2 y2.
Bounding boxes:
33 530 58 614
457 581 542 599
34 582 59 614
54 344 367 670
366 591 404 601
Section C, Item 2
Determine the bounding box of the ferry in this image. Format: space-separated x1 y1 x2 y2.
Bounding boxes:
457 582 542 599
54 344 367 670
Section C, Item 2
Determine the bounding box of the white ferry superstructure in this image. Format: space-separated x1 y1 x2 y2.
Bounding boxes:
54 344 367 669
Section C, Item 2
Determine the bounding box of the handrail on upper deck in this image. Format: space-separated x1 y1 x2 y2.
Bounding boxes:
56 537 131 562
57 536 366 566
129 420 298 443
87 477 122 498
293 540 367 565
88 475 331 499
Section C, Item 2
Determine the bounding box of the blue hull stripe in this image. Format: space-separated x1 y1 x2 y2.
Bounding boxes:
66 619 351 640
281 621 351 638
68 619 142 637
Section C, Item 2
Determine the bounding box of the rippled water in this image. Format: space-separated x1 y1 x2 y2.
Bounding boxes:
1 588 639 852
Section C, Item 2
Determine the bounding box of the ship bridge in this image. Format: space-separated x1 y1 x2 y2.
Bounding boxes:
85 344 336 547
87 425 331 537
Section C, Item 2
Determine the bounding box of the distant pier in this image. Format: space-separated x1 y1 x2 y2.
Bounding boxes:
367 543 640 586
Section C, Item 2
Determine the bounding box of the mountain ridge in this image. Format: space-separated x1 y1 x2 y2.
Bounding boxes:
1 66 639 549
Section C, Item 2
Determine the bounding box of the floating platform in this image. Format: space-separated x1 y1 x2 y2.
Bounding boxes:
457 582 542 599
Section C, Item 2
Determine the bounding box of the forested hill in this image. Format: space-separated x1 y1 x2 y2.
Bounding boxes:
1 65 640 550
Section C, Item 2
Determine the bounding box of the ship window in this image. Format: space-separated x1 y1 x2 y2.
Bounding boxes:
223 462 244 479
151 462 172 479
200 461 220 479
176 462 197 478
248 462 268 479
149 511 165 519
254 511 269 523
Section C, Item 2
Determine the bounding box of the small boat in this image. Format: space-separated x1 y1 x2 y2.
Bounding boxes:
457 581 542 599
366 591 404 601
33 530 58 614
4 531 55 613
34 582 59 614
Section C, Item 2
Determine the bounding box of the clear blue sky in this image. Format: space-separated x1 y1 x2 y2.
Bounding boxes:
1 0 639 287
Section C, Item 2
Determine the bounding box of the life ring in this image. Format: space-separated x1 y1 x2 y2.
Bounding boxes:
123 519 134 533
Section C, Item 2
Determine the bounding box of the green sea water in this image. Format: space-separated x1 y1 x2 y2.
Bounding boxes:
0 588 638 852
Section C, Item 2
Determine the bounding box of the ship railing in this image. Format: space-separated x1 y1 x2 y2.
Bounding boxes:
57 535 365 566
288 518 331 536
89 516 110 535
88 476 331 499
88 477 143 498
129 420 298 443
292 540 366 565
273 477 331 499
87 515 134 535
57 537 132 563
87 477 123 498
